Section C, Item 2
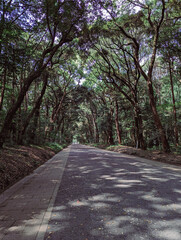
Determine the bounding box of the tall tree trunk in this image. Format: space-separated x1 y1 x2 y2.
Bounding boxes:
44 102 50 140
45 89 67 138
24 92 28 112
147 79 170 152
169 59 178 145
115 99 121 145
17 72 24 144
122 0 169 152
104 130 109 144
0 38 68 148
109 81 145 148
107 104 114 145
107 118 114 145
51 90 66 123
134 104 146 150
30 108 40 144
0 64 6 112
134 32 170 152
53 115 64 142
91 109 99 143
60 119 65 144
0 71 44 147
18 73 48 144
86 114 94 142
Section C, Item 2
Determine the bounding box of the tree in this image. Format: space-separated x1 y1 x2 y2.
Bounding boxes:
0 0 87 148
0 0 180 150
96 0 170 152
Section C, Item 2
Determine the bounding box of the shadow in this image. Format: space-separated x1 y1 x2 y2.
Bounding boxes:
43 144 181 240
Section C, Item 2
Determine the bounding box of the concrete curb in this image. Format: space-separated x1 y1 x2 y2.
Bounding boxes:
35 147 70 240
0 148 68 205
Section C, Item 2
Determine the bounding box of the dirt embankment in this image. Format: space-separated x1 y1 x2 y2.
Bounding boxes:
0 145 56 194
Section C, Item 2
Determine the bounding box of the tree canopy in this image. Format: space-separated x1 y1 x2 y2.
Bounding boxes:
0 0 181 152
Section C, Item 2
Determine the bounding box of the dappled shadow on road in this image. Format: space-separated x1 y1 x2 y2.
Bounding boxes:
44 144 181 240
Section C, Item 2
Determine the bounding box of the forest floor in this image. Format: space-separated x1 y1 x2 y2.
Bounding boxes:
95 144 181 167
0 145 56 194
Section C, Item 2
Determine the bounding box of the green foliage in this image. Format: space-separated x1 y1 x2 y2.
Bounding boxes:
0 0 180 153
45 142 64 153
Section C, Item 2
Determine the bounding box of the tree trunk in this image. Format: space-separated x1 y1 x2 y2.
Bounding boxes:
134 2 169 152
60 119 65 144
107 123 114 145
51 90 66 123
0 71 44 147
0 64 6 112
104 130 109 144
134 35 170 152
147 79 170 152
29 107 40 144
169 59 178 145
115 100 121 145
53 115 65 142
107 104 114 145
0 38 67 148
86 114 94 142
91 109 99 143
18 73 48 144
134 105 146 150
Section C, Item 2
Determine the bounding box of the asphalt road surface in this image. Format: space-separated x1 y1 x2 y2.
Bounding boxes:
43 144 181 240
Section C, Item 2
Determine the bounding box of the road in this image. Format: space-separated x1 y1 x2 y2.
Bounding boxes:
44 144 181 240
0 144 181 240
